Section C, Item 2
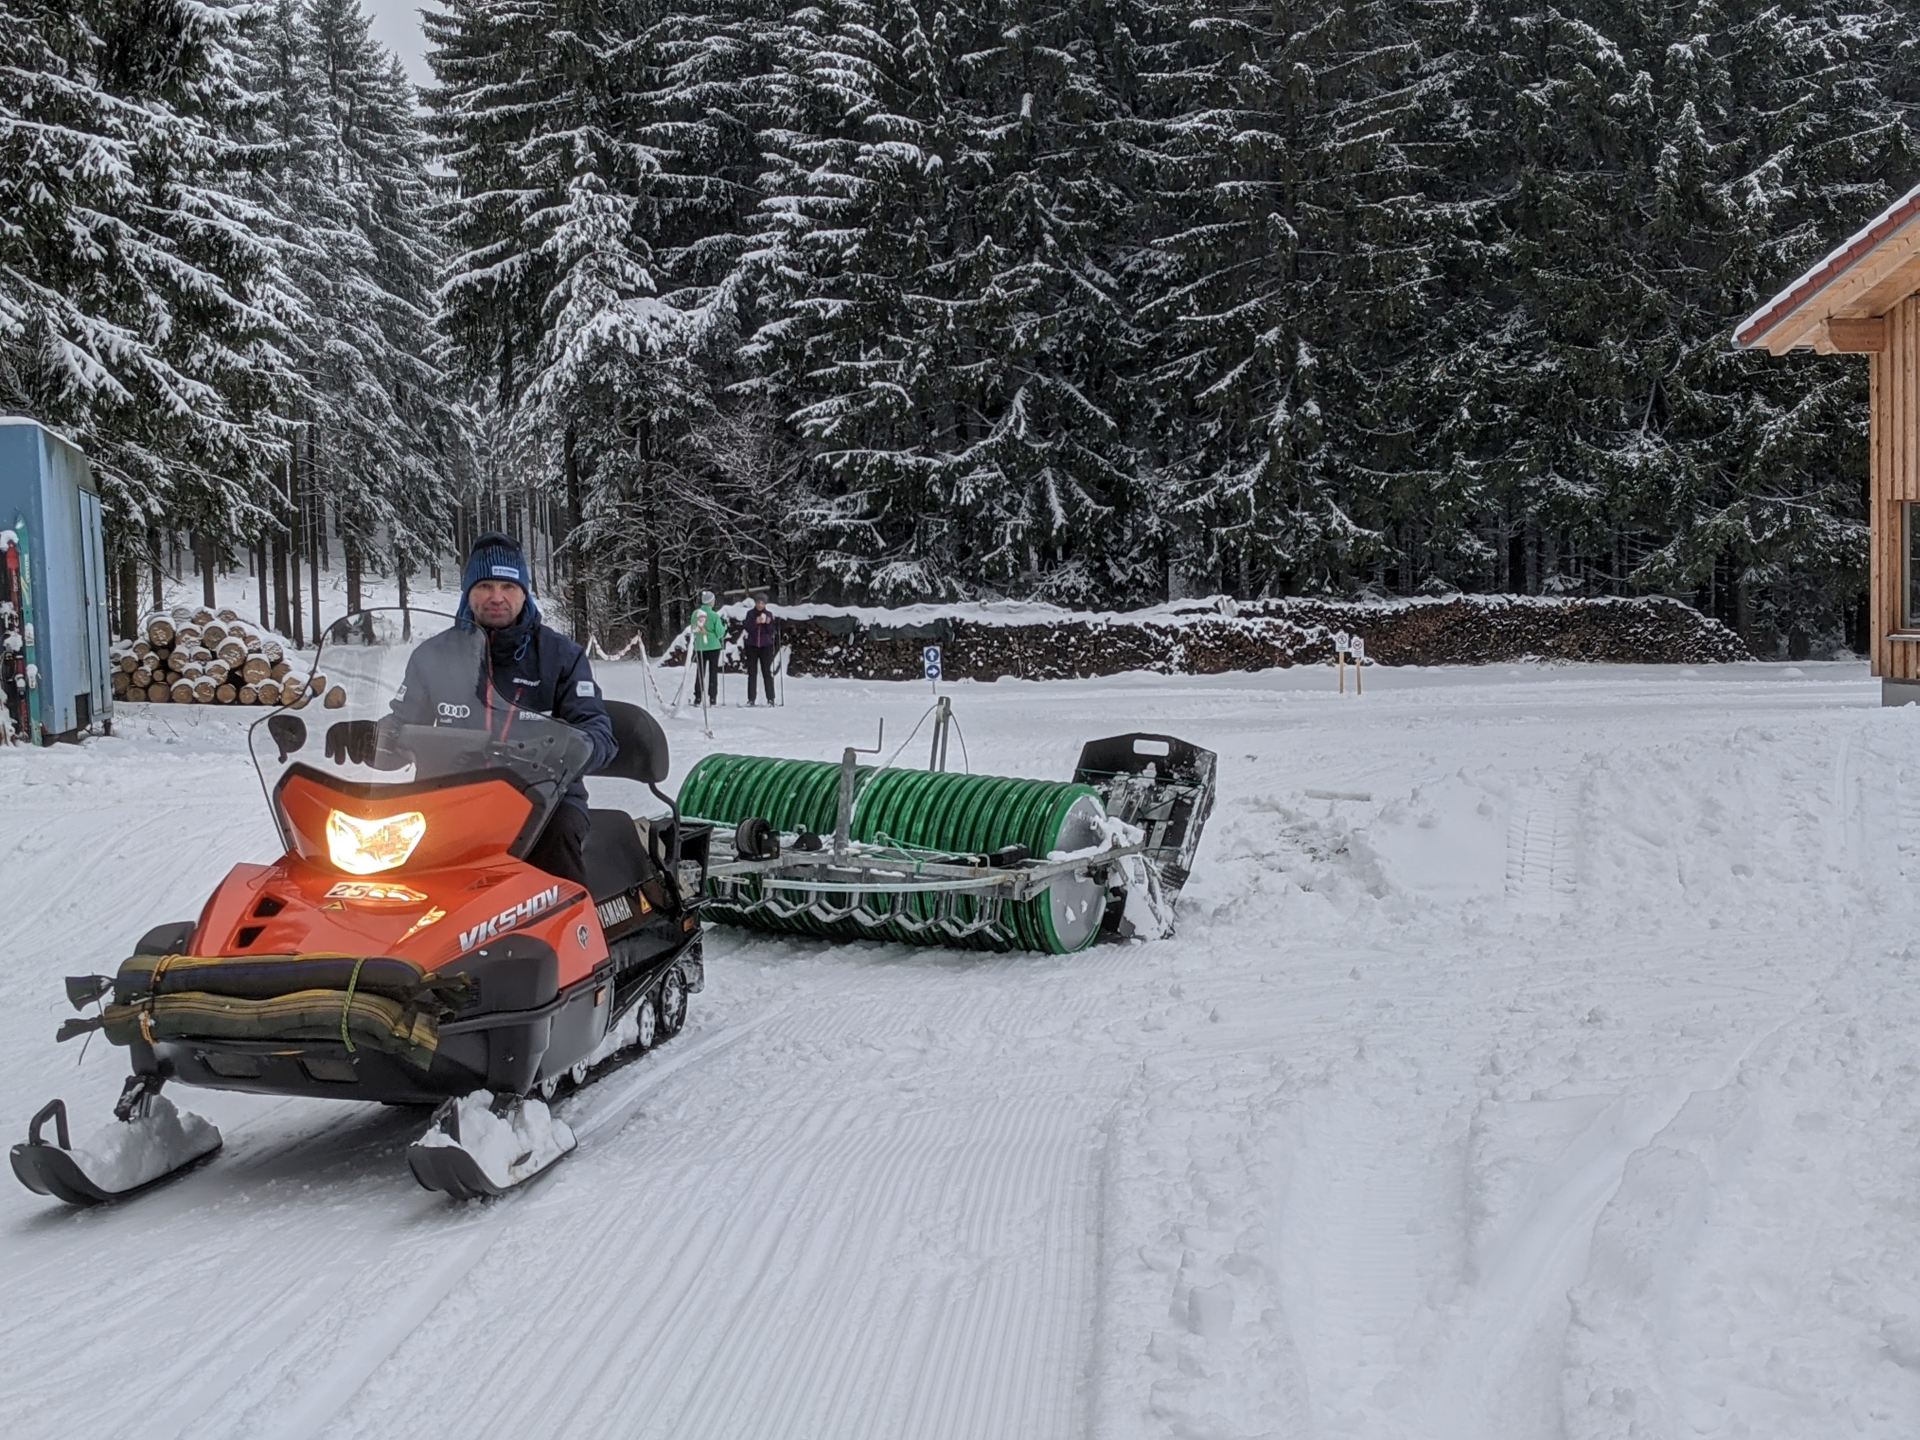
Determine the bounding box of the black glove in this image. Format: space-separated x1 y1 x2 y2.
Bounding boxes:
325 719 381 767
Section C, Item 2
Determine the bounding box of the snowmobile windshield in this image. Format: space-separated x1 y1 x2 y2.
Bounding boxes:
246 608 593 867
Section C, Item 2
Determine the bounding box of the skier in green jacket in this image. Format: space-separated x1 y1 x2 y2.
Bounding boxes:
690 590 726 706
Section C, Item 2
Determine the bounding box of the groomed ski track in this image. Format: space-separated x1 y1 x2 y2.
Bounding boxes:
6 663 1920 1439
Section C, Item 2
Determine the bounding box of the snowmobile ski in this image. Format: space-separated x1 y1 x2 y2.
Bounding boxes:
407 1091 576 1200
10 1091 222 1206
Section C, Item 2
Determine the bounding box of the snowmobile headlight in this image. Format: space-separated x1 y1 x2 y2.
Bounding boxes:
326 809 427 875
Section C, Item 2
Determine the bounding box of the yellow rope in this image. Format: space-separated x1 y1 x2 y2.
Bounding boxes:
339 956 368 1052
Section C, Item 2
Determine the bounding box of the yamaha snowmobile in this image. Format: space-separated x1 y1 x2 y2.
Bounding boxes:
11 607 709 1204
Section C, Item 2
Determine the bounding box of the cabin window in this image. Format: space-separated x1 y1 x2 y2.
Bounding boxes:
1910 504 1920 629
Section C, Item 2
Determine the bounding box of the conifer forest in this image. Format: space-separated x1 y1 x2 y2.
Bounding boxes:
1 0 1912 651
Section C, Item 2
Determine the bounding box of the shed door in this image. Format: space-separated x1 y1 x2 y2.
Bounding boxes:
76 487 109 723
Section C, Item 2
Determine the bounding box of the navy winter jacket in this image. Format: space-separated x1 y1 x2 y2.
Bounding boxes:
742 608 780 650
390 606 617 813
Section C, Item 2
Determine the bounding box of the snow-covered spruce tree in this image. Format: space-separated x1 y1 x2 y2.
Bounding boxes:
743 0 967 601
304 0 460 608
1128 0 1450 600
0 0 294 568
239 0 460 623
428 0 596 631
1621 0 1916 648
366 52 472 599
423 0 556 408
431 0 777 642
943 0 1162 606
558 0 784 643
1412 0 1630 596
1429 0 1912 644
240 0 349 634
748 0 1156 605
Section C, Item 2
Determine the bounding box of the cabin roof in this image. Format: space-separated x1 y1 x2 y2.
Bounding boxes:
1737 183 1920 354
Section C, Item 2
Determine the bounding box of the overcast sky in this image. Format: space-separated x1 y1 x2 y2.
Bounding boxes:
365 0 433 87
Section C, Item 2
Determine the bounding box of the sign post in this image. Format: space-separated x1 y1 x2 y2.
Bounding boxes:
1332 630 1350 694
1350 635 1366 695
923 644 942 694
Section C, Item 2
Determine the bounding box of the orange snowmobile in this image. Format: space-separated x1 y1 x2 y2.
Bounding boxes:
11 607 709 1203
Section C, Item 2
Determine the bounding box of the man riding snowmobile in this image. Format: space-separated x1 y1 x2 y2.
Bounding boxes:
323 532 616 890
12 545 714 1204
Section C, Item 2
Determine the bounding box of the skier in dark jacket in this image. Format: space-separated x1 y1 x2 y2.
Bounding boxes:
328 532 616 890
741 594 779 705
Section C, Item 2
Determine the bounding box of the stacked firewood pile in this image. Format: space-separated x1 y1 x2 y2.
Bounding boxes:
766 594 1749 683
1232 595 1752 667
782 614 1324 681
111 607 345 708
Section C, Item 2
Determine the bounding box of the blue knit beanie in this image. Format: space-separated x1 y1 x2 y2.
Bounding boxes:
456 531 539 628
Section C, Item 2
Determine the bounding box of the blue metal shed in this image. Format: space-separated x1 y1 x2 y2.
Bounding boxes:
0 418 112 743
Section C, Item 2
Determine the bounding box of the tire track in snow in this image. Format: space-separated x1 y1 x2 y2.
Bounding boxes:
898 1092 1101 1440
1857 724 1920 917
1413 1002 1817 1440
2 794 262 961
1089 1056 1319 1440
1504 773 1581 918
714 1104 964 1440
1426 1082 1703 1436
744 965 1109 1053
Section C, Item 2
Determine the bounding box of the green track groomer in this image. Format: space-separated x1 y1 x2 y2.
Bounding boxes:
680 733 1217 954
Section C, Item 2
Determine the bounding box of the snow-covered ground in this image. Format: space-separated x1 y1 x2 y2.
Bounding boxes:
5 659 1919 1440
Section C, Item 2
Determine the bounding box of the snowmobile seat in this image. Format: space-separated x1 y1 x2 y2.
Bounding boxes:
602 701 669 784
598 699 691 878
583 810 653 903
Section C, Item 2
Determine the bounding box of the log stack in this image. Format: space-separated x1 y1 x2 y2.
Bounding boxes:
723 593 1753 683
111 607 347 708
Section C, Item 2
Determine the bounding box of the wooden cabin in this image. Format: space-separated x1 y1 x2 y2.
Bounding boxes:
1736 182 1920 702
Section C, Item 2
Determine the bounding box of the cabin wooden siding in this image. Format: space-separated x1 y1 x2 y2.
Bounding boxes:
1875 296 1920 680
1736 186 1920 692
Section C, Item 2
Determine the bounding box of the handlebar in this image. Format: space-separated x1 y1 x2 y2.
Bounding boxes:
388 719 594 782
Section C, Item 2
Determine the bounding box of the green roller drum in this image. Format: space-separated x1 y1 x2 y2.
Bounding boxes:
679 754 1112 954
679 755 867 941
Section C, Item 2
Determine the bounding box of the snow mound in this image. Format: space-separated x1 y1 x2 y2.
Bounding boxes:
70 1095 221 1195
415 1091 576 1191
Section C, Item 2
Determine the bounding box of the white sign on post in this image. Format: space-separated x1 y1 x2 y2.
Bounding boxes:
1333 630 1351 656
1349 636 1366 664
1350 635 1366 695
922 644 942 684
